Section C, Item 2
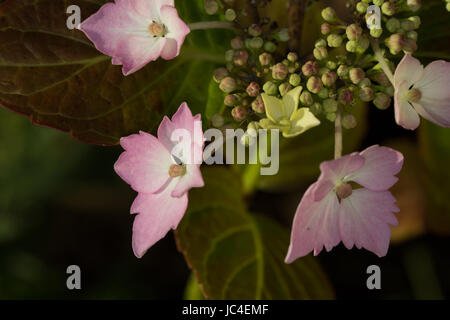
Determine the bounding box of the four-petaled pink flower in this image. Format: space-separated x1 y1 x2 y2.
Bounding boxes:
394 54 450 130
114 102 204 258
79 0 190 75
285 145 404 263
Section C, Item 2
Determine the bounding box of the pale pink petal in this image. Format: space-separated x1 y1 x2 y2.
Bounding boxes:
171 164 204 198
160 5 191 58
412 60 450 127
114 35 166 76
285 183 341 263
161 38 179 60
394 80 420 130
130 181 188 258
79 2 148 59
412 102 450 128
312 153 365 201
114 131 173 194
338 189 399 257
157 103 204 164
394 54 424 88
349 145 404 191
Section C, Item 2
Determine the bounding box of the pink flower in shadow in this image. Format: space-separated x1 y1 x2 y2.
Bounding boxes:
286 145 404 263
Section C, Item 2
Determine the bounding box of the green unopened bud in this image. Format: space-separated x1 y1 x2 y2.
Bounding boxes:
225 8 237 21
318 88 329 99
403 39 418 53
370 28 383 38
259 53 272 67
372 72 391 87
357 36 370 53
327 34 343 48
359 78 372 88
346 24 363 41
213 68 229 83
231 106 248 121
407 0 421 12
315 39 327 48
373 92 391 110
289 73 301 87
224 94 239 107
252 95 265 113
307 76 323 94
326 61 337 70
447 3 450 12
356 2 369 14
300 91 314 106
264 41 277 53
249 37 264 49
231 37 244 49
326 112 337 122
401 20 415 32
337 65 349 78
386 18 400 33
407 31 418 41
302 61 319 77
248 24 262 37
359 87 374 102
342 114 357 129
272 63 289 80
246 82 260 97
234 50 249 66
287 52 298 63
408 16 421 29
314 47 328 60
225 49 234 62
204 0 219 15
321 7 337 22
373 0 385 6
349 68 365 84
277 28 290 42
346 40 358 53
321 23 331 35
279 82 292 96
263 81 278 95
322 71 337 87
338 88 354 105
387 34 405 55
220 77 236 93
381 2 395 16
310 102 322 116
323 98 338 113
211 113 224 128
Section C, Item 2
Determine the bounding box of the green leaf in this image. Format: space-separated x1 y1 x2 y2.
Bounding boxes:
175 166 334 300
418 122 450 235
0 0 229 145
205 78 225 120
257 102 367 192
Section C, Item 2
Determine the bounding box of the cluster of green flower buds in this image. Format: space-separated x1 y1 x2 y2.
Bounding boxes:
212 2 292 134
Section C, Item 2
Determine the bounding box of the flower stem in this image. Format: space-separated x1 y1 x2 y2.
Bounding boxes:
188 21 236 31
371 39 395 86
334 109 343 159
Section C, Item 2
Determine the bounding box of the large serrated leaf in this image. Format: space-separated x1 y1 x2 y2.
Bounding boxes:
175 166 334 300
0 0 230 145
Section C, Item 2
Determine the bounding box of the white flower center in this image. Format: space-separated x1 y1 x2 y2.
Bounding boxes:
148 22 166 37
